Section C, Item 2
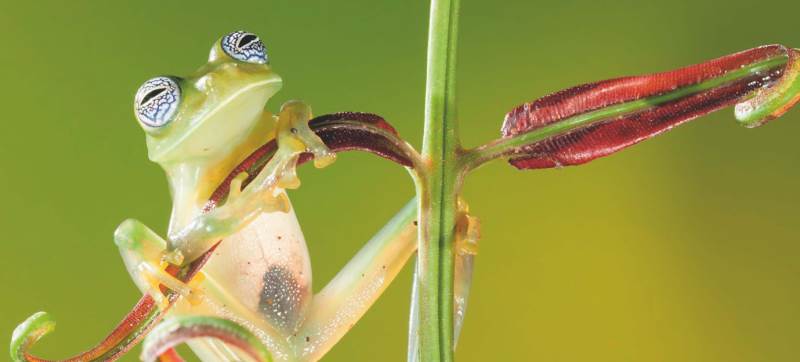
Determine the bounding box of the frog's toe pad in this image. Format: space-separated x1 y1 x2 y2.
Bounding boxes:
138 262 202 308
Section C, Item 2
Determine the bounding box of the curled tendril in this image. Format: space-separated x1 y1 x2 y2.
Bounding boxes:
9 249 216 362
140 316 273 362
10 312 55 362
11 112 414 362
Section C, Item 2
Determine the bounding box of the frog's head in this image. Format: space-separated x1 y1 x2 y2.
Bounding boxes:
134 31 282 164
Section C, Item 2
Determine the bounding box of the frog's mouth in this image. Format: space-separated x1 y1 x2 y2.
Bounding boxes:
148 74 282 163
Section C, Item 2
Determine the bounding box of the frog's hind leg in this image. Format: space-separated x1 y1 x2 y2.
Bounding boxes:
114 219 201 308
292 200 418 361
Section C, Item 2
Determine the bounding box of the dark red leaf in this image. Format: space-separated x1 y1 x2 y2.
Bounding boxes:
304 112 415 168
502 45 799 169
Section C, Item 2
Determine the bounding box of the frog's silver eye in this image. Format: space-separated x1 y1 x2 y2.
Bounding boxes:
221 31 268 64
134 76 181 128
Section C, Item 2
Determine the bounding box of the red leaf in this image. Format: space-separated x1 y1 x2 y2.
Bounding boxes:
305 112 415 167
502 45 799 169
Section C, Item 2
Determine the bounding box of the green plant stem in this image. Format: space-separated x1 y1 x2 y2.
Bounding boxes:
417 0 461 361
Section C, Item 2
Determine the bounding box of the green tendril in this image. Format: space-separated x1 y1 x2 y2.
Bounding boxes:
140 316 273 362
10 311 55 362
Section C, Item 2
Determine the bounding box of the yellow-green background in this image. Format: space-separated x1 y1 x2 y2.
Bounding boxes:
1 1 798 361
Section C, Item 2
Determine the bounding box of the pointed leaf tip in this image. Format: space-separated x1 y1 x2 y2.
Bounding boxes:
735 48 800 127
501 45 799 170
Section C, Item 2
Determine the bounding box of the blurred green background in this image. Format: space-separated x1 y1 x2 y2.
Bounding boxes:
1 0 799 361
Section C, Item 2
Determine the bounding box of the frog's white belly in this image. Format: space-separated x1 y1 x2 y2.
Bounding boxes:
172 197 311 361
202 201 312 332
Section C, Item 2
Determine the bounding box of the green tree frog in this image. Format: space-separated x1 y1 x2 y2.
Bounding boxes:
112 30 478 362
116 31 424 361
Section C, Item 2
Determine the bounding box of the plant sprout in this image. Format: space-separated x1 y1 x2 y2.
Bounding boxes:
10 0 799 361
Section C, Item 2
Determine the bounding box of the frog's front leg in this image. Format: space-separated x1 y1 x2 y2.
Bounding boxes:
168 100 333 265
114 219 201 308
168 178 292 265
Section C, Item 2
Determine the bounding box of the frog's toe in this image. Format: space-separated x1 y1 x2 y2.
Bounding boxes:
263 190 291 213
227 171 250 201
162 249 185 266
138 262 203 308
148 286 170 310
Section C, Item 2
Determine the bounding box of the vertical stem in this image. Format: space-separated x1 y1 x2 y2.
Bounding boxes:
417 0 461 361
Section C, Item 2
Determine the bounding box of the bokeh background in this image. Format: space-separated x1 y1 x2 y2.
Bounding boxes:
1 1 799 361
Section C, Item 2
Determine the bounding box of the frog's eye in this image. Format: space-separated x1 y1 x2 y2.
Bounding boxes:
134 76 181 128
221 31 268 64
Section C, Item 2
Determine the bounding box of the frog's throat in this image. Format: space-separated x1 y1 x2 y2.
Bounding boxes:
147 75 282 163
161 112 276 235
